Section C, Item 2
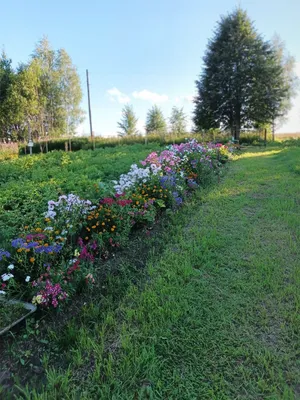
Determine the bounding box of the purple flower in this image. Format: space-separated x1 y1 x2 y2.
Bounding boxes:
0 249 11 261
11 238 25 248
25 241 39 249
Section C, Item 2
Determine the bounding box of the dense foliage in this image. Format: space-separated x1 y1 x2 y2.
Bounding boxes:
193 9 293 140
0 37 83 142
0 143 162 247
0 140 232 309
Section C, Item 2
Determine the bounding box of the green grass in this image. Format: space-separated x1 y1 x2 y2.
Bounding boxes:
2 146 300 399
0 143 162 247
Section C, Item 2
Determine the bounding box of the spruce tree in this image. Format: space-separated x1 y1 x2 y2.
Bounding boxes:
117 105 139 137
193 9 290 140
146 105 167 137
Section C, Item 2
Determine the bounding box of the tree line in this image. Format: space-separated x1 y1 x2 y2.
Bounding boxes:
117 9 298 141
1 9 297 144
117 104 188 138
0 37 83 142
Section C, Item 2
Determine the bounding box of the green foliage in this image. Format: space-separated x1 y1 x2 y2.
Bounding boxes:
146 105 167 138
0 143 162 248
194 8 291 140
169 106 187 136
0 37 84 142
2 146 300 398
117 104 139 137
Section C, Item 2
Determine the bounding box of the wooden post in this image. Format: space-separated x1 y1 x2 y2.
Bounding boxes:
86 69 94 149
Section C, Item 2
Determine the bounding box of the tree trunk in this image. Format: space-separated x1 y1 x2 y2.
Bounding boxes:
272 119 275 141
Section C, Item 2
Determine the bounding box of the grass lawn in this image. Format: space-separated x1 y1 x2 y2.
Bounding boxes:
2 146 300 399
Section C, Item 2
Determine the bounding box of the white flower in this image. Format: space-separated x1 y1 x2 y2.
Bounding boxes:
0 290 6 295
7 264 15 270
1 273 14 282
44 226 54 231
25 276 31 283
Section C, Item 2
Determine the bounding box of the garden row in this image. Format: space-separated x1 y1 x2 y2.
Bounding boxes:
0 143 163 248
0 140 232 311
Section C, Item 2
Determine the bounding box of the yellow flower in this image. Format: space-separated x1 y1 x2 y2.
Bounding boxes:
102 222 105 226
32 295 43 305
30 257 35 263
17 248 22 253
92 225 96 229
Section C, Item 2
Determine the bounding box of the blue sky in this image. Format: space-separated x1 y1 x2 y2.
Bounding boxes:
1 0 300 136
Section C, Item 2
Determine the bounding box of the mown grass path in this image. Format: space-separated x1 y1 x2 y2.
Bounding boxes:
10 147 300 399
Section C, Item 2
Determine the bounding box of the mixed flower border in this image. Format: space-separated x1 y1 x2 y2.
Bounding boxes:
0 140 233 310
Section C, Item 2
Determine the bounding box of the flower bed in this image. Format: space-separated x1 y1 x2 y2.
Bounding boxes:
0 140 232 310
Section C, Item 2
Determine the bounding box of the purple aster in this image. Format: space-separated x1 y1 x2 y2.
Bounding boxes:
11 238 25 248
0 249 11 261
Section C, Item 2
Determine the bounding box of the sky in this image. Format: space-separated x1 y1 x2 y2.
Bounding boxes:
1 0 300 136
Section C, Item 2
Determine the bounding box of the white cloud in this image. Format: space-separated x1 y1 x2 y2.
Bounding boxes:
175 95 195 104
107 87 130 104
132 89 168 103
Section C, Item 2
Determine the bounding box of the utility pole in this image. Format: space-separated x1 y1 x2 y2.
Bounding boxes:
86 69 94 142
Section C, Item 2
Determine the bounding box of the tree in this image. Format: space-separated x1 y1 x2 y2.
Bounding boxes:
117 104 139 137
0 51 15 141
146 105 167 137
193 9 290 140
32 37 84 137
4 59 45 141
270 34 299 138
169 106 187 136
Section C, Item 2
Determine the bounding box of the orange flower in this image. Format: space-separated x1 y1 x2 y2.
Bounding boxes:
102 222 105 226
17 248 23 253
92 225 96 229
30 257 35 263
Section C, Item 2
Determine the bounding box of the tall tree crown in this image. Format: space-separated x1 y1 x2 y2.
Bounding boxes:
193 9 290 139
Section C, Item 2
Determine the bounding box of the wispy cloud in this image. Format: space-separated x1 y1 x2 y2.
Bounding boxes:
132 89 168 103
175 95 195 104
107 87 130 104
